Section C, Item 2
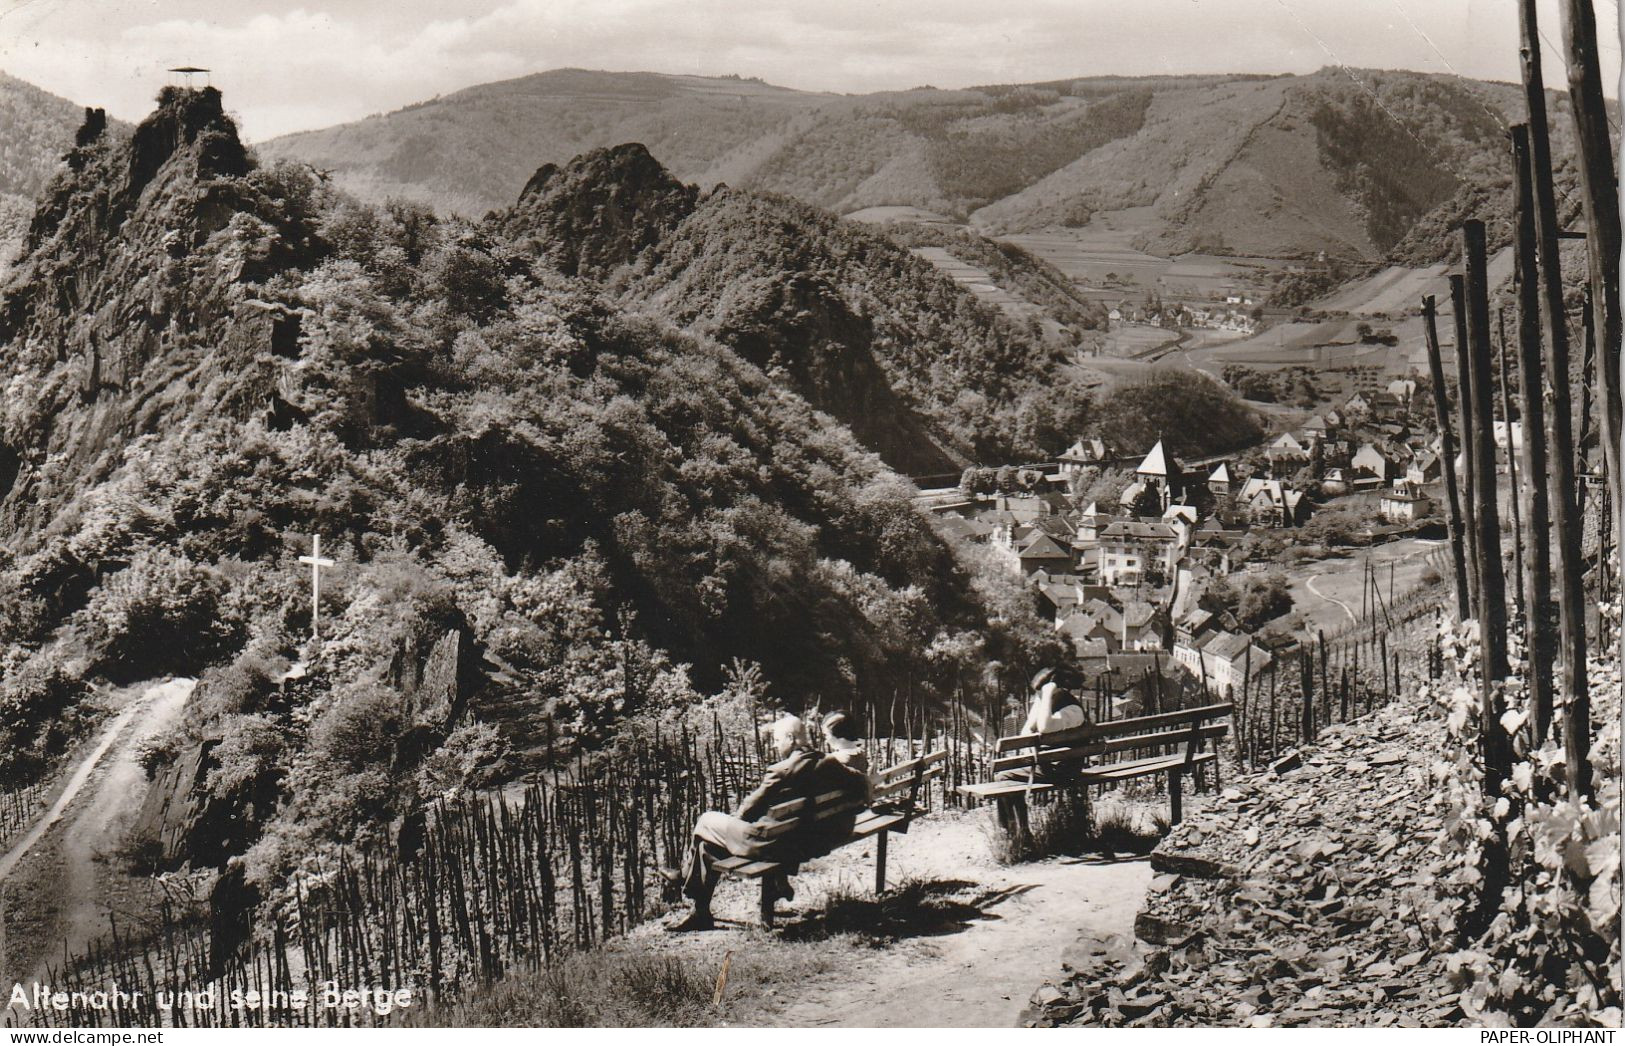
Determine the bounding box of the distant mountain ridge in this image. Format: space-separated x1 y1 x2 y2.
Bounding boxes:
260 66 1532 266
261 69 830 217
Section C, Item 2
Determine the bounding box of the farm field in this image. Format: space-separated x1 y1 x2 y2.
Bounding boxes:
1100 323 1181 359
999 209 1301 301
907 245 1049 326
1191 313 1433 376
1317 248 1513 316
846 205 959 226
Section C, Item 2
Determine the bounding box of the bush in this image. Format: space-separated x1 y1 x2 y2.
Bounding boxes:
80 550 242 683
311 682 402 774
416 721 507 800
207 713 287 795
135 734 180 780
1236 573 1294 631
0 655 95 785
109 829 165 876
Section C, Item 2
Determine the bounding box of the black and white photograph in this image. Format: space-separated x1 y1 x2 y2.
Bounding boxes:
0 0 1619 1032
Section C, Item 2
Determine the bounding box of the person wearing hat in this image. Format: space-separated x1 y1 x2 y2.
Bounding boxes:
664 713 869 932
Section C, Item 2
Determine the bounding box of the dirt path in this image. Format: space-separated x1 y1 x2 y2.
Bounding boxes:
1 678 193 1008
764 854 1153 1027
52 679 193 955
637 806 1159 1028
1305 574 1358 624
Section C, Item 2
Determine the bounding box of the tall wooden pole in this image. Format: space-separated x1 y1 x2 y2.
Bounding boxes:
1496 307 1524 622
1519 2 1591 801
1512 125 1556 743
1466 218 1514 942
1450 275 1484 617
1558 0 1622 588
1424 294 1471 620
1463 220 1511 689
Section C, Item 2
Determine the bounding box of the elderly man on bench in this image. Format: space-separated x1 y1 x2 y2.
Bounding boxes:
664 712 869 932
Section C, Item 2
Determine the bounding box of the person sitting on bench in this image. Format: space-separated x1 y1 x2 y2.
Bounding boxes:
665 713 869 932
1000 666 1089 786
1020 666 1087 735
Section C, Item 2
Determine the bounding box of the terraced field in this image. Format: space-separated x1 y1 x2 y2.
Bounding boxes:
1318 248 1514 316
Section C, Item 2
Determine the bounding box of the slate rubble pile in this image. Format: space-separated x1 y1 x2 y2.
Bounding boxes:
1025 694 1468 1027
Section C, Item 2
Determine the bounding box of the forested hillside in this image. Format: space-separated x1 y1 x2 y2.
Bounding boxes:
259 67 1547 268
0 88 1059 881
502 143 1098 466
260 69 827 216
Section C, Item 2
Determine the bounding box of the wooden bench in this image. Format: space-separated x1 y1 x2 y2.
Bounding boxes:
957 703 1232 835
711 749 947 926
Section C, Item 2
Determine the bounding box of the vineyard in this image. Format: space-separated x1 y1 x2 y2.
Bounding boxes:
0 782 48 851
0 577 1467 1030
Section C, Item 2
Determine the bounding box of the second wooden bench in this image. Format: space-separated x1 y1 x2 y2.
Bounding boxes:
957 703 1232 835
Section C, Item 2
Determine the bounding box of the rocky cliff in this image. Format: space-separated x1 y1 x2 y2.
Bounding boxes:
0 87 318 544
0 88 1051 885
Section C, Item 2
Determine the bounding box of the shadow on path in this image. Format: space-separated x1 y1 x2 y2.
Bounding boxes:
776 877 1039 944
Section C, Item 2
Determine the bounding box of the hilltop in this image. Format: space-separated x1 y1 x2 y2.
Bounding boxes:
259 69 830 216
261 67 1530 266
499 142 1105 467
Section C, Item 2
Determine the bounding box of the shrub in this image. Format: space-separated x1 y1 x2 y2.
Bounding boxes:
135 734 180 780
311 682 402 774
109 829 165 876
415 721 506 801
207 713 287 795
0 655 95 785
80 550 242 682
1236 572 1294 631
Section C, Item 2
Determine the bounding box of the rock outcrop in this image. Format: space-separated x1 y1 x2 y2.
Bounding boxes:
500 145 966 474
0 87 320 544
503 142 698 278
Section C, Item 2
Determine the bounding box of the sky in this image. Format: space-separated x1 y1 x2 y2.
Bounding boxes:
1 0 1620 141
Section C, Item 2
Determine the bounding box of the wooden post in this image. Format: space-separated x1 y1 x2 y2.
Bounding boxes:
1511 124 1556 743
1517 6 1592 798
760 880 777 927
1497 307 1525 622
1317 630 1328 735
1300 649 1313 743
874 830 888 896
1424 295 1472 620
1450 276 1484 618
1464 221 1512 757
1168 770 1183 825
1558 0 1623 594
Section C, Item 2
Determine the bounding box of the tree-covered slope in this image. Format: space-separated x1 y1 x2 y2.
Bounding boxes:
0 72 128 276
0 89 1059 877
257 67 1543 268
259 69 828 215
501 144 1097 467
